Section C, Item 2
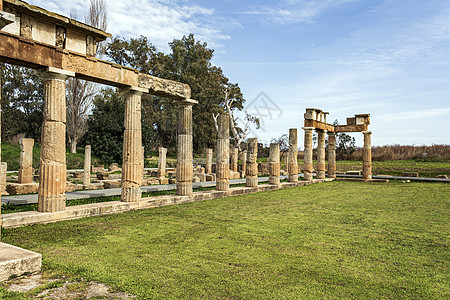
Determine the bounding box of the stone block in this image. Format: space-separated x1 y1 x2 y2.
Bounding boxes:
197 173 206 182
346 170 361 175
72 171 84 178
193 176 200 183
1 162 7 195
206 174 216 182
0 243 42 282
158 178 169 185
97 173 109 180
6 183 39 195
103 180 121 189
169 178 177 184
437 175 448 179
108 163 121 172
91 165 105 173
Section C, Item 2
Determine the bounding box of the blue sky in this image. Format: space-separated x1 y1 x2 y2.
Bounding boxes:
28 0 450 147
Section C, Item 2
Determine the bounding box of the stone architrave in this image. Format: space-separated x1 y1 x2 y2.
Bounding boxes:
205 148 213 174
241 150 247 178
230 147 238 173
316 130 326 179
176 102 194 196
302 127 314 181
246 138 258 187
38 67 74 213
18 138 34 184
216 115 229 191
121 87 147 202
288 128 298 182
269 143 280 185
327 132 336 178
158 147 167 178
362 131 372 180
83 145 91 188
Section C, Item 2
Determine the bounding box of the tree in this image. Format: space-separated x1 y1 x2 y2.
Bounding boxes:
66 0 107 153
332 120 356 160
271 133 289 163
0 63 44 141
83 88 124 165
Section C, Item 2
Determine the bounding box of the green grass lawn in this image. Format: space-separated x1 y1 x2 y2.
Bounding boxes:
1 181 449 299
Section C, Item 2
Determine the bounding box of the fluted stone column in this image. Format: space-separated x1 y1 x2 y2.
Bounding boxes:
302 127 314 181
83 145 91 188
230 147 238 173
246 138 258 187
288 128 298 182
38 67 74 212
205 148 213 174
121 87 146 202
142 146 145 177
362 131 372 180
158 147 167 178
242 150 247 178
269 143 280 185
316 130 326 179
176 102 194 195
18 138 34 184
216 114 229 191
327 132 336 178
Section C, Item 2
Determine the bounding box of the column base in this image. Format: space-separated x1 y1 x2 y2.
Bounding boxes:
38 194 66 212
288 175 298 182
269 177 280 185
246 176 258 187
304 172 313 181
216 179 229 191
316 171 326 179
176 182 193 196
121 186 142 202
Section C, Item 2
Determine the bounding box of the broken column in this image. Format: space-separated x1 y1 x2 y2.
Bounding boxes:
327 132 336 178
269 143 280 185
38 68 74 212
241 150 247 178
246 138 258 187
288 128 298 182
216 114 229 191
316 130 326 179
176 101 194 196
18 138 34 184
362 131 372 180
302 127 314 181
230 147 238 173
205 148 213 174
121 87 146 202
83 145 91 188
158 147 167 178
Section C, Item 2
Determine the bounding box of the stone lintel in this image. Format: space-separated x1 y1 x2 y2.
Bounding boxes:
138 74 191 100
355 114 370 117
334 124 368 132
120 86 149 95
0 243 42 281
38 66 75 79
303 120 334 132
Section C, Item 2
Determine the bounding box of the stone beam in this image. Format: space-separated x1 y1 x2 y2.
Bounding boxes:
0 31 191 100
304 119 334 132
334 124 368 132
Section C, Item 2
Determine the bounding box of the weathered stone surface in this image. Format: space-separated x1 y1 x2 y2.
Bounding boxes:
205 148 213 174
7 183 39 195
288 129 298 182
83 145 91 188
121 89 143 202
176 104 193 196
108 163 120 172
316 130 326 179
230 148 238 173
158 178 169 185
437 175 448 179
216 115 229 191
18 138 34 184
0 243 42 282
65 182 82 192
205 174 216 182
246 138 258 187
1 162 7 195
197 173 206 182
402 172 419 177
103 180 121 189
158 147 167 179
91 165 105 173
138 74 191 101
241 150 247 178
192 176 200 183
96 173 109 180
302 127 314 181
169 178 177 184
362 131 372 180
327 133 336 178
269 143 280 185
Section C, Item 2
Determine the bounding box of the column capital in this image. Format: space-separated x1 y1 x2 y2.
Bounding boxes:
316 128 327 133
362 131 372 135
120 86 149 96
180 99 198 106
302 127 315 131
327 132 336 136
38 67 75 80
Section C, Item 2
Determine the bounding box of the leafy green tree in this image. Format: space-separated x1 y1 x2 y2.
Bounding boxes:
0 63 44 141
332 120 356 160
83 88 125 165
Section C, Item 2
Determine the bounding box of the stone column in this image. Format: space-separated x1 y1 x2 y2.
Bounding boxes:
316 130 326 179
176 102 194 196
83 145 91 188
205 148 213 174
230 147 238 173
362 131 372 180
121 87 146 202
269 143 280 185
302 127 314 181
18 138 34 184
158 147 167 178
38 67 74 212
288 128 298 182
327 132 336 178
246 138 258 187
142 146 145 176
216 114 229 191
241 150 247 178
